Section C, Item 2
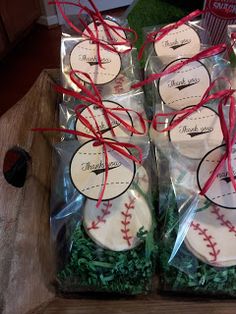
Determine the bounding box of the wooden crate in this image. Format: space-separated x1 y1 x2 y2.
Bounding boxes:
1 70 236 314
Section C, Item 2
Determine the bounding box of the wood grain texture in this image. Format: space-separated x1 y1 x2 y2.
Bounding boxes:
37 295 236 314
0 69 59 314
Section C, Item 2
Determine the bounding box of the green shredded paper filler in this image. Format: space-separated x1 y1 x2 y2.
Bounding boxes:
58 223 157 294
158 188 236 297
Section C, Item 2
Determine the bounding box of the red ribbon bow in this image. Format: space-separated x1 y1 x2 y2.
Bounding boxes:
32 126 143 207
138 9 205 60
57 70 147 137
33 70 146 206
52 0 137 67
200 91 236 195
227 32 236 56
152 77 233 132
132 43 227 89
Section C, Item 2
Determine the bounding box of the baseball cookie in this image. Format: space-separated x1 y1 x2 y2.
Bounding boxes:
97 73 132 96
154 23 201 63
70 39 121 85
197 144 236 209
169 106 223 159
83 19 128 52
70 139 135 200
83 189 152 251
185 202 236 267
75 100 133 141
158 59 211 110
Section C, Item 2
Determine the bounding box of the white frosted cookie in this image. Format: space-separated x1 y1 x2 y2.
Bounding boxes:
185 203 236 267
97 74 132 96
83 190 152 251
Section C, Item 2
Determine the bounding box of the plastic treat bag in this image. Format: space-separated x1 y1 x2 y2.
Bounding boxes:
61 36 141 98
137 43 231 118
155 88 236 296
139 10 210 65
58 0 139 100
59 84 148 142
151 86 232 161
62 13 133 50
50 136 157 295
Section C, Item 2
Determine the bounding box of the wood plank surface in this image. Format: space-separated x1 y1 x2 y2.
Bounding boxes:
36 295 236 314
0 70 59 314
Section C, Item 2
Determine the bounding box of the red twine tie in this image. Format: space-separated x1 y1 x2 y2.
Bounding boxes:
32 127 143 207
132 43 227 89
33 70 146 206
57 70 147 136
79 0 138 47
200 92 236 195
227 32 236 56
152 78 233 132
51 0 137 67
138 9 206 61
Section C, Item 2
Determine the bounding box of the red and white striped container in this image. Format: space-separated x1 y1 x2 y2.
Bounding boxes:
203 0 236 44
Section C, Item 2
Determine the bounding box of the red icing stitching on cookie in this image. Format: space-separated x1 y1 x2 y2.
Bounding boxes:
211 207 236 236
190 222 220 263
87 201 112 230
114 75 126 93
121 196 135 246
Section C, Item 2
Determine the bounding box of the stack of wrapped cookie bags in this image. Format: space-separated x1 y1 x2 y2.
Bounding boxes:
136 9 236 296
50 1 157 295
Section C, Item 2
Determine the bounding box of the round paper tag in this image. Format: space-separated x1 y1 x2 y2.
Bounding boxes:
83 19 128 52
158 59 211 110
75 101 133 141
84 189 152 251
154 23 201 62
197 144 236 209
169 106 223 159
70 139 135 200
185 199 236 267
70 39 122 85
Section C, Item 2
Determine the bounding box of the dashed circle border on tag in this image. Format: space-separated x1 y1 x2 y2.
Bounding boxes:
168 105 221 159
69 138 136 201
74 100 134 139
157 58 211 108
153 23 201 57
197 143 236 209
69 39 122 86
